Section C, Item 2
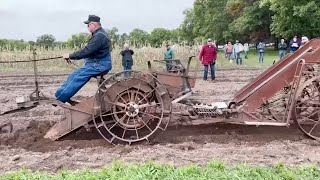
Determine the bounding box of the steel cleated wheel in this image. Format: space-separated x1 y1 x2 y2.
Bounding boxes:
93 71 171 145
291 76 320 140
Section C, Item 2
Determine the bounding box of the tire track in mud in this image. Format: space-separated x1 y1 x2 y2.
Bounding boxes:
0 120 307 153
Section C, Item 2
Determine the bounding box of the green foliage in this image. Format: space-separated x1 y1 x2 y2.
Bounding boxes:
180 0 272 44
106 27 120 49
265 0 320 38
36 34 56 49
180 0 320 44
2 161 320 180
65 33 90 49
119 33 130 46
129 28 149 47
149 28 173 47
0 39 30 51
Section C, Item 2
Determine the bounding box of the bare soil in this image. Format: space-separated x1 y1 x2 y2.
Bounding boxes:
1 69 320 173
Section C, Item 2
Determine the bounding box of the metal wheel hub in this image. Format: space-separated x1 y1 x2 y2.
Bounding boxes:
126 102 139 117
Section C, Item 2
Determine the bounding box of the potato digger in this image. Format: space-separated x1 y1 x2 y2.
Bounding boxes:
2 38 320 145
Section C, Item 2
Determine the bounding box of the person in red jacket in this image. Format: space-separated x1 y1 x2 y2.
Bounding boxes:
199 38 217 81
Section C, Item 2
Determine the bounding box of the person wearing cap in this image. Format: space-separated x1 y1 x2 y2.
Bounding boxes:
199 38 217 81
164 44 175 71
120 43 134 77
55 15 112 105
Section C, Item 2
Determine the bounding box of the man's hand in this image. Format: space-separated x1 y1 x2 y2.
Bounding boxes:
63 53 71 64
63 53 70 59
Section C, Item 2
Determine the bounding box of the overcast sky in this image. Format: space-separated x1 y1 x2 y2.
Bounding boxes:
0 0 195 41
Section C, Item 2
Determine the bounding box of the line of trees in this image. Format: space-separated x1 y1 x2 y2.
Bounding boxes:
1 0 320 50
179 0 320 43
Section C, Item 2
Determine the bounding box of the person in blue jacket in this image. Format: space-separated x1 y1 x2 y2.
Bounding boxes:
55 15 112 105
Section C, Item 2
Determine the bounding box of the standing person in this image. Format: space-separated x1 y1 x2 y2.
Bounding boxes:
164 44 174 71
233 40 243 65
199 38 217 81
278 39 287 60
56 15 112 105
243 43 249 59
226 42 233 62
300 36 309 47
289 36 300 53
120 43 134 77
223 43 228 59
257 41 266 63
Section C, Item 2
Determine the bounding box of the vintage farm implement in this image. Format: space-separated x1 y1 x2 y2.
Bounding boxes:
2 38 320 145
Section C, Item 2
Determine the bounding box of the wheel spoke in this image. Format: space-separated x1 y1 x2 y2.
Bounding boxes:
111 88 127 104
133 118 140 139
102 110 126 117
122 127 127 139
105 100 127 108
130 91 135 102
117 114 128 123
138 88 156 104
299 109 320 122
114 102 127 108
134 83 141 103
309 119 320 134
121 116 131 138
108 121 119 131
126 83 131 102
137 116 153 132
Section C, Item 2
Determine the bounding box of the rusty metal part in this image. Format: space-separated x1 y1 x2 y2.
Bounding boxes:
232 38 320 113
44 97 96 140
148 56 196 97
291 76 320 140
93 71 171 145
188 103 221 119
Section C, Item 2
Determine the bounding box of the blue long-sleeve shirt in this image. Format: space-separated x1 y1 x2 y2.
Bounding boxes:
69 27 111 60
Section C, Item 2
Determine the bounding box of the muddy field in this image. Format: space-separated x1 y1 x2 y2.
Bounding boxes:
1 69 320 173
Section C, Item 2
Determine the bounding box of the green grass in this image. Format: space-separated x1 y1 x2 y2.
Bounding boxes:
2 161 320 180
214 48 280 70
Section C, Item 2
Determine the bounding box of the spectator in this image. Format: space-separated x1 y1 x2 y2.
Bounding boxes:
289 36 300 53
243 43 249 59
199 38 217 81
278 39 287 60
120 43 134 77
164 44 175 71
233 40 244 65
226 42 233 62
257 41 266 63
300 36 309 47
223 43 228 58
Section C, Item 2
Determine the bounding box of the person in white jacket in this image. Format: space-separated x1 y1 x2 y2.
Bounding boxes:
233 40 244 65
